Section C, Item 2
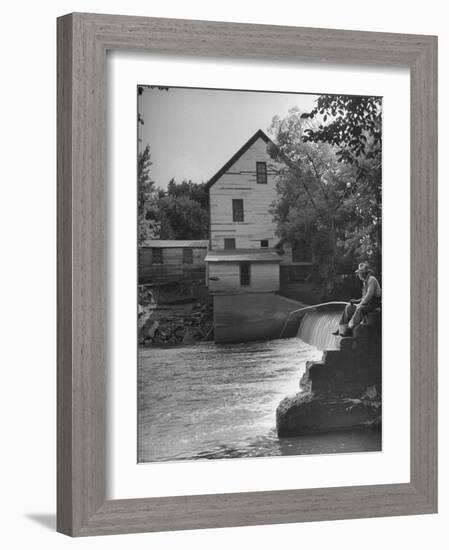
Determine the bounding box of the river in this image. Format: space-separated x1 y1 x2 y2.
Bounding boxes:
138 338 381 462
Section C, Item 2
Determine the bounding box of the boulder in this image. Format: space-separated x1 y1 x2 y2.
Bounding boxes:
276 390 381 437
276 312 382 437
182 328 195 344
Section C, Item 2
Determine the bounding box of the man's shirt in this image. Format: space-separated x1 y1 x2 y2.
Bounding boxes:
360 275 382 306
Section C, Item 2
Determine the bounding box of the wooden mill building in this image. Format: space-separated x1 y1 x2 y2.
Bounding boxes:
204 129 312 342
205 129 312 294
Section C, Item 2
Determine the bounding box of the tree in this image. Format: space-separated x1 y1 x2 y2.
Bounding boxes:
269 109 355 294
154 179 209 240
138 145 160 244
269 102 382 298
166 178 208 210
300 95 382 276
137 146 209 243
300 94 382 173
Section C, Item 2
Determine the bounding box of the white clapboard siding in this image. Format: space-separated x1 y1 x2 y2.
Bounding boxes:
208 262 280 293
209 137 286 250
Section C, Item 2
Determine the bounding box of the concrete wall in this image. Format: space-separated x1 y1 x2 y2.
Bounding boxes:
208 262 280 293
213 292 301 343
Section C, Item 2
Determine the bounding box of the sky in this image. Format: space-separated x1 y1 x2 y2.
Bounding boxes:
138 86 319 189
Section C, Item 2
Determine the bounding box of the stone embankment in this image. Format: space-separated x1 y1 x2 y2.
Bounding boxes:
138 284 213 346
276 312 381 436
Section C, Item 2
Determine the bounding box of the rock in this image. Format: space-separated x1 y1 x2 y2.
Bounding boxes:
276 391 381 437
137 285 212 347
146 320 159 338
277 312 382 437
182 328 195 344
138 307 152 332
363 385 378 400
139 317 158 344
336 336 355 351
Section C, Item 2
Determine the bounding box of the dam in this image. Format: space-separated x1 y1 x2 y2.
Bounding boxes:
276 303 382 438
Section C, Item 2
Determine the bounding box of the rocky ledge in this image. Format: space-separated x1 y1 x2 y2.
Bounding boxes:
276 312 382 437
138 282 214 346
139 301 214 346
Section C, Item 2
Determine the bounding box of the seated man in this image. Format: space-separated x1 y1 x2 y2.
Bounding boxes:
333 262 381 337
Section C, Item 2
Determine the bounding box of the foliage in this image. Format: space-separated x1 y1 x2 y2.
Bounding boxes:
302 96 382 275
154 178 209 240
269 100 382 298
137 142 209 242
138 145 160 244
300 95 382 177
156 179 209 240
166 178 209 210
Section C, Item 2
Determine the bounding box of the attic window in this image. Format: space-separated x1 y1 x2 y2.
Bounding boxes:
260 240 269 248
256 161 267 183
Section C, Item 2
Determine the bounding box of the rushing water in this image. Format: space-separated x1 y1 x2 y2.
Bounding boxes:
138 338 381 462
298 309 343 350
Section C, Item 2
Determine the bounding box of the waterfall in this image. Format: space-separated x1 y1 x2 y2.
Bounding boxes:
297 307 344 351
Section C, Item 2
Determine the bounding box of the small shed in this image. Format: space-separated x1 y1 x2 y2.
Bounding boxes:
139 240 209 283
205 249 281 293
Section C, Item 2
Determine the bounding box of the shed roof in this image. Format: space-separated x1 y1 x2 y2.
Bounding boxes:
205 249 281 262
140 240 209 248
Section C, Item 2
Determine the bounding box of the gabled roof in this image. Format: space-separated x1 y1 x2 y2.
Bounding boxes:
140 240 209 248
206 129 279 190
205 249 281 263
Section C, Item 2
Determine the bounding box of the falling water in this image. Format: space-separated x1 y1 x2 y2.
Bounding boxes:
297 308 344 351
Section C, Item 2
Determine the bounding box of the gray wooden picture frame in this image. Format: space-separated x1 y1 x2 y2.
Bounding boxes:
57 12 438 537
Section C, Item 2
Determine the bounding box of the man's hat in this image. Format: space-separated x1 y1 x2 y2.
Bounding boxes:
355 262 371 274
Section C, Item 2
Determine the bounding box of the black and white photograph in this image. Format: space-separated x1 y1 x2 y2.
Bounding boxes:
1 0 442 544
137 85 382 463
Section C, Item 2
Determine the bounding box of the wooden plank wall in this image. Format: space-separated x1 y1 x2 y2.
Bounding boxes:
139 247 207 282
209 137 286 250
